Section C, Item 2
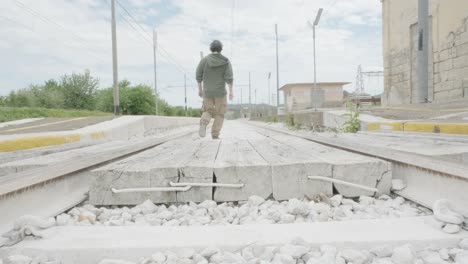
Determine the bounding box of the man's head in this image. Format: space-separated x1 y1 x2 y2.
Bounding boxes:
210 40 223 53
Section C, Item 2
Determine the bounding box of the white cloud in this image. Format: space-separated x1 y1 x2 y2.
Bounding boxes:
0 0 384 107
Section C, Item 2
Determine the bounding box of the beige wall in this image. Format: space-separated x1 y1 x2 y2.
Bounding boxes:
382 0 468 105
283 84 344 111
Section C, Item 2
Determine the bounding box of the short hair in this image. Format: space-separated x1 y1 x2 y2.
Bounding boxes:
210 40 223 52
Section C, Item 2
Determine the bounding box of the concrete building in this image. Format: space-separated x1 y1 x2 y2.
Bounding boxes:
382 0 468 105
280 82 350 112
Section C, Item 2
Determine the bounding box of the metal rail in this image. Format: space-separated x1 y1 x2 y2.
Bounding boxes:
246 121 468 210
169 181 245 188
308 176 379 193
112 186 192 193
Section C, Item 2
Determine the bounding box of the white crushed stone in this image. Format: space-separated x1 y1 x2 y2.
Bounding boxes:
432 199 467 234
461 238 468 250
68 241 467 264
63 195 430 227
391 179 407 191
3 255 32 264
391 244 416 264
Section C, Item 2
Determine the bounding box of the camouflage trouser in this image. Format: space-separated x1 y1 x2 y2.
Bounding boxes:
200 96 227 137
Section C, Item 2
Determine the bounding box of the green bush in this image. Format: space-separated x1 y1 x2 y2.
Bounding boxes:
286 113 295 127
342 103 361 133
60 70 99 110
1 71 202 118
265 116 278 123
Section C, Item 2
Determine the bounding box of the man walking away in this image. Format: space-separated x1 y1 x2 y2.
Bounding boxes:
196 40 234 139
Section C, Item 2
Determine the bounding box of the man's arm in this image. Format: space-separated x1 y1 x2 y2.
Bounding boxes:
227 82 233 101
196 59 205 97
224 62 234 101
198 82 203 98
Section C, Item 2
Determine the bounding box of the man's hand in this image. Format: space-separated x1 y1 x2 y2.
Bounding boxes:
197 82 203 98
228 82 234 101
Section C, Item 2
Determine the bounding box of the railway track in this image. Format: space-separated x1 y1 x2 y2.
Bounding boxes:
0 120 467 263
0 128 197 234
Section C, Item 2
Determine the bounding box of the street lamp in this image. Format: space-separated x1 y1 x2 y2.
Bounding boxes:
307 8 323 111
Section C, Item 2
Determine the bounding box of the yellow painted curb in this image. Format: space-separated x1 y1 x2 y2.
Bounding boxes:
0 134 81 152
366 122 404 131
404 122 468 134
91 131 106 140
366 121 468 135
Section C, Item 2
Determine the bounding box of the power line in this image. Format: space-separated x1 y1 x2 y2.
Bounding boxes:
6 2 108 62
321 0 338 19
12 0 105 56
116 0 152 40
113 0 188 74
103 0 187 74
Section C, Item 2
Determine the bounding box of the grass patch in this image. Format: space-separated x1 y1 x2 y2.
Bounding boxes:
0 107 111 122
265 116 278 123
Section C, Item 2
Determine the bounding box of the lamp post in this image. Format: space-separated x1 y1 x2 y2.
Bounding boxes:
153 29 158 115
275 24 280 113
308 8 323 111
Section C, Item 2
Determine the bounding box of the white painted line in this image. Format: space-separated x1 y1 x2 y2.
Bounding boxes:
1 117 86 133
0 118 44 129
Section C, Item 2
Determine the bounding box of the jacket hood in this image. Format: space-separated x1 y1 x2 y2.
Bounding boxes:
206 53 229 67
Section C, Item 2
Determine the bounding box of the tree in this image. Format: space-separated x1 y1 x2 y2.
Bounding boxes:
60 70 99 110
125 84 155 115
5 89 37 107
29 80 65 109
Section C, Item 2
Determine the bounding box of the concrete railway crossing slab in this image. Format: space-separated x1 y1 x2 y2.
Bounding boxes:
89 121 391 205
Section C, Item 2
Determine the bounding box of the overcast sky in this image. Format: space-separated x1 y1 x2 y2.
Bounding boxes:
0 0 383 107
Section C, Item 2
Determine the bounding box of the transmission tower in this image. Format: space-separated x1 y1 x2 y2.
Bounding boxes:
354 65 384 95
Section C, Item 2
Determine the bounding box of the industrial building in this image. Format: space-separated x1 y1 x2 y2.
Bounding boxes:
280 82 350 112
382 0 468 105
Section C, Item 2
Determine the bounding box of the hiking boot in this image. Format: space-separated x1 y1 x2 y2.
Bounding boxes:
199 123 207 137
212 135 219 140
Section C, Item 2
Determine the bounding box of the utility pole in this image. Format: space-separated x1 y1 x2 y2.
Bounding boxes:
249 72 252 117
417 0 429 103
111 0 119 115
240 84 243 117
308 8 323 111
153 29 158 115
268 72 271 105
254 88 257 117
275 24 280 113
184 74 187 116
